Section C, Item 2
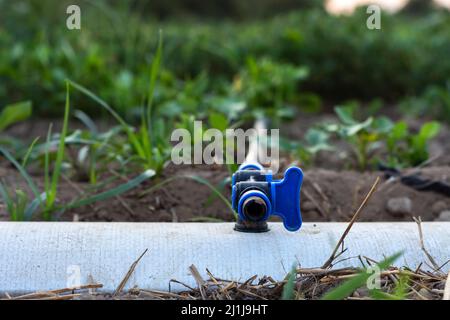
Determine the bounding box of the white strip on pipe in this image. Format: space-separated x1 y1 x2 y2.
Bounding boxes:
0 222 448 293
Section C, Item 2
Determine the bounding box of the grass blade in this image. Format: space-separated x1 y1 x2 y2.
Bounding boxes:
146 30 163 133
68 79 146 159
44 124 53 198
68 80 127 127
0 147 42 206
24 192 47 221
21 137 40 168
67 169 155 209
46 82 71 216
74 110 98 134
281 265 297 300
321 252 402 300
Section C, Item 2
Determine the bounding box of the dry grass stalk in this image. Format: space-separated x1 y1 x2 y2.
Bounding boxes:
5 283 102 300
322 176 381 269
113 248 148 296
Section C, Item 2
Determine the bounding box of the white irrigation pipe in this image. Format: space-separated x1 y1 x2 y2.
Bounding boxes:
0 222 449 294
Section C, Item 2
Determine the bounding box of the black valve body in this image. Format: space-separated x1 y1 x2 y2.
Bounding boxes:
232 170 271 233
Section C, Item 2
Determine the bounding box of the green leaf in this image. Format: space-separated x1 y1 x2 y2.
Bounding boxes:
74 110 98 134
344 117 373 136
322 252 402 300
0 101 32 131
391 121 408 140
0 147 42 207
304 128 332 153
281 265 297 300
68 80 128 128
392 273 410 300
335 106 356 125
418 122 440 140
21 137 40 168
372 116 394 133
208 112 229 132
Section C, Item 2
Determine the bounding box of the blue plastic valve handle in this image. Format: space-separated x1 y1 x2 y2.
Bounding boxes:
232 165 304 231
271 167 303 231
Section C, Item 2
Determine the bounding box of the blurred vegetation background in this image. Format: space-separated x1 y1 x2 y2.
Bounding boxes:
0 0 449 119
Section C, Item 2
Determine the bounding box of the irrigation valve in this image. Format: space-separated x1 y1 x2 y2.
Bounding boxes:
232 163 303 233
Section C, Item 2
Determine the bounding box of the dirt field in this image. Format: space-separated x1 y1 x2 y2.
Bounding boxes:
2 114 450 223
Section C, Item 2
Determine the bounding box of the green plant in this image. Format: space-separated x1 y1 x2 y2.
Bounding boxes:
0 184 44 222
0 147 46 221
280 127 332 167
67 110 128 184
281 265 298 300
0 82 156 221
41 83 71 219
322 252 402 300
386 121 441 167
325 105 393 170
0 137 155 221
0 101 32 132
67 33 171 174
0 186 45 222
3 3 450 117
234 57 308 119
369 273 410 300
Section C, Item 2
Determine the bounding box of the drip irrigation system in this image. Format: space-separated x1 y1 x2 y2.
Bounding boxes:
0 120 449 294
232 119 303 232
0 222 448 293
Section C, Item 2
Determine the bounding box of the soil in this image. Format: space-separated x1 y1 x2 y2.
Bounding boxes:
1 113 450 223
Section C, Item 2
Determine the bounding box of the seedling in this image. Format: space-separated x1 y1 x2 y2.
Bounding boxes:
0 82 156 220
0 147 46 221
69 110 126 184
280 127 332 167
325 105 393 170
386 121 441 168
42 83 71 219
0 185 45 221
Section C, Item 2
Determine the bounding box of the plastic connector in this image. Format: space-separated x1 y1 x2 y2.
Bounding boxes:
232 165 303 232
